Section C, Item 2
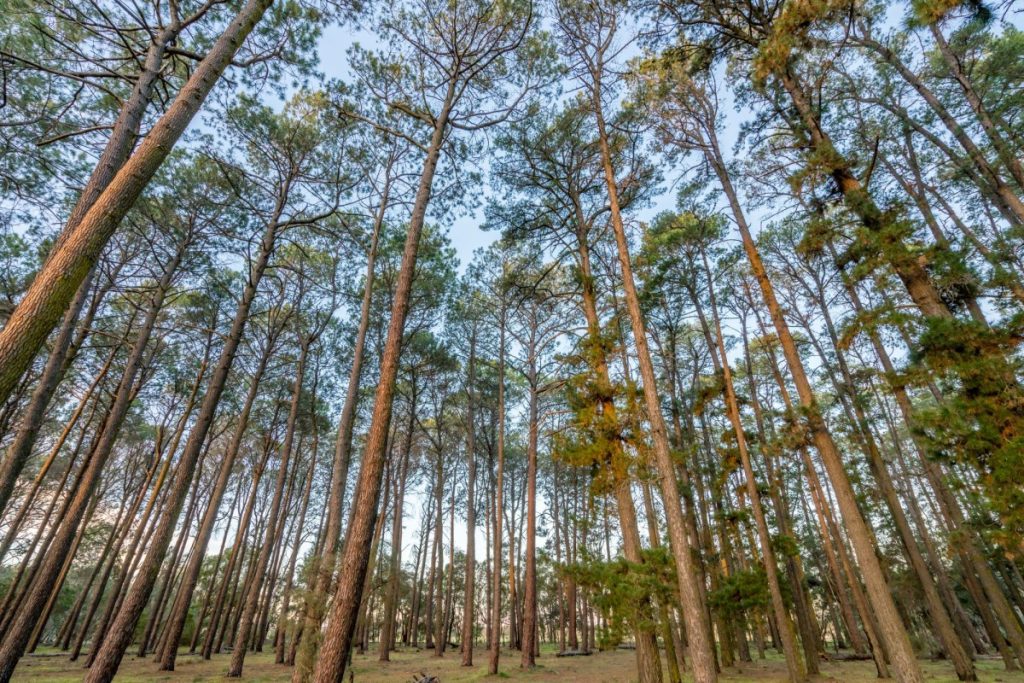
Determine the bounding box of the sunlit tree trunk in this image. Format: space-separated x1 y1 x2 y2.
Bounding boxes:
0 0 275 405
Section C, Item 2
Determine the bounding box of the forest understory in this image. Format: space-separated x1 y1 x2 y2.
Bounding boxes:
15 649 1024 683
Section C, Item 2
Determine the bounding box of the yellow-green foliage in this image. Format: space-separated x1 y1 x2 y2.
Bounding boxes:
910 0 976 24
913 314 1024 552
753 0 855 84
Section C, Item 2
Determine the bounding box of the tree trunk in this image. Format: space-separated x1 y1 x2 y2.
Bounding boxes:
461 327 478 666
0 0 275 405
158 319 281 670
488 295 506 675
227 336 309 677
592 91 717 683
84 170 289 683
699 250 805 683
703 116 923 683
520 349 538 669
379 398 416 662
309 95 454 683
276 425 320 664
0 232 185 681
291 167 389 683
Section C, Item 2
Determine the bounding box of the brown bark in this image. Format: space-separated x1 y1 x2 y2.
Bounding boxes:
0 272 95 515
0 7 199 498
276 425 320 664
310 89 454 683
0 338 115 563
737 315 821 674
795 262 975 680
0 230 184 681
227 333 309 676
84 151 291 682
80 361 206 665
201 444 272 660
379 397 416 661
590 90 717 683
520 348 539 669
699 251 805 683
291 171 389 683
461 327 478 666
158 314 283 670
489 293 506 675
698 106 923 682
0 0 275 405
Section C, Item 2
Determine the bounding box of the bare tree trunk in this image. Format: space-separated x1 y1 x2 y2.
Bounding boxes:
310 96 454 683
140 458 211 659
0 339 115 564
432 437 445 657
520 350 538 669
797 261 975 680
59 452 160 651
228 335 309 677
85 173 289 683
276 426 320 664
80 361 208 665
575 233 662 679
0 273 94 514
0 0 275 405
738 315 821 673
461 327 478 666
379 402 415 661
488 296 506 676
191 481 242 655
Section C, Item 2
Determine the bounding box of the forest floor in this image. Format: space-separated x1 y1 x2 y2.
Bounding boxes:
14 647 1024 683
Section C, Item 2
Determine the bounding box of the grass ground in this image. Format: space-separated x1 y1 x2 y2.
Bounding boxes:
13 646 1024 683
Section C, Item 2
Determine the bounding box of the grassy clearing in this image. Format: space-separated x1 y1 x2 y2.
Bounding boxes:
13 647 1024 683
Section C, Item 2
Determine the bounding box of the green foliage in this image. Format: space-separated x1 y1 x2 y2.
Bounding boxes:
708 567 770 618
912 314 1024 546
562 546 678 644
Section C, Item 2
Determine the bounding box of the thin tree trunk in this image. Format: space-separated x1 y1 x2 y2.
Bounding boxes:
310 92 454 683
461 327 478 666
379 400 415 662
489 295 507 675
158 319 281 670
276 425 320 664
